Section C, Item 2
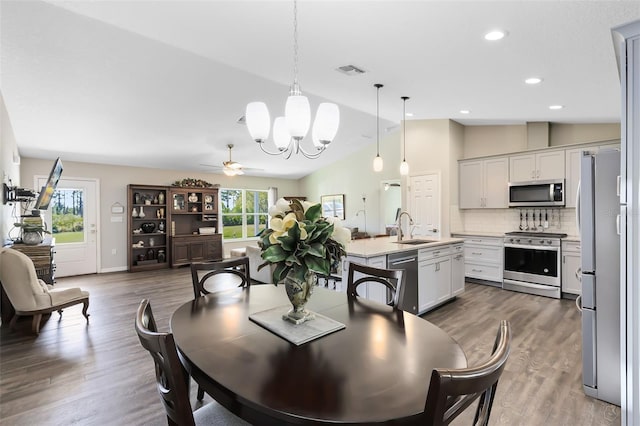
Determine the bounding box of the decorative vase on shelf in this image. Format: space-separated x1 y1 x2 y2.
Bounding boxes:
146 248 155 260
141 222 156 233
158 221 165 232
281 269 316 324
23 231 43 245
139 206 146 218
157 250 166 263
132 207 138 218
188 193 198 203
134 193 141 204
158 192 165 205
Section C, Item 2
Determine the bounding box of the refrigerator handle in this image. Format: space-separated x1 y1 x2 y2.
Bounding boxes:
575 295 582 312
575 180 581 235
616 214 621 235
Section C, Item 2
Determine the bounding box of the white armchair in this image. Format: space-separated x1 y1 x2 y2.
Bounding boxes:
245 245 275 284
0 247 89 335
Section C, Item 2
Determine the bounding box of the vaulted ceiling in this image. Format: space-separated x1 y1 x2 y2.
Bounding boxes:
2 1 638 178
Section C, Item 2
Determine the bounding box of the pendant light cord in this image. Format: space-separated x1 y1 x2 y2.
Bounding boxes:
375 84 383 156
402 96 409 161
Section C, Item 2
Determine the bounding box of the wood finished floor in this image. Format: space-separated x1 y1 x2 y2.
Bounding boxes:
0 269 620 425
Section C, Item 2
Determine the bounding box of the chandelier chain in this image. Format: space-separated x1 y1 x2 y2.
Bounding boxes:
292 0 299 93
402 96 409 161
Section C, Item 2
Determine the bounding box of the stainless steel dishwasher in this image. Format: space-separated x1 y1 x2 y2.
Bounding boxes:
387 250 418 314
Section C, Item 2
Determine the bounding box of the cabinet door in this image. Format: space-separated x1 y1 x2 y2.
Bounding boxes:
172 192 187 213
483 157 509 208
565 148 583 208
536 151 565 180
189 241 206 261
451 253 465 296
418 259 438 313
206 237 222 261
435 257 452 304
562 252 582 295
509 154 536 182
173 242 189 264
459 160 483 209
365 256 389 305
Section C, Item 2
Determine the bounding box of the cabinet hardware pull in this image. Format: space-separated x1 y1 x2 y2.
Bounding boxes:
472 252 482 255
472 268 482 272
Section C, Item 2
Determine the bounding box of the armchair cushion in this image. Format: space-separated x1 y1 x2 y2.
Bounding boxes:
0 247 89 334
246 245 275 283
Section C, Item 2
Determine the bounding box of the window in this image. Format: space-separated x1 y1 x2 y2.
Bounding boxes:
220 189 269 240
51 188 85 243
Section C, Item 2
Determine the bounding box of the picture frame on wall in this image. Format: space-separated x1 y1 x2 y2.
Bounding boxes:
321 194 345 220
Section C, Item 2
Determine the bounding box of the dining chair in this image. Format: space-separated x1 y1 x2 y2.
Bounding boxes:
190 256 251 400
346 262 405 309
190 257 251 299
135 299 250 426
0 247 90 335
423 320 512 426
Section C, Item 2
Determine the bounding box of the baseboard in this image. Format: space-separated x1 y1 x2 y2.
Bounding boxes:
100 266 128 273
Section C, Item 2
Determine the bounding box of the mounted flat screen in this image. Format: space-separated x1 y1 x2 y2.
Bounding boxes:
34 158 63 210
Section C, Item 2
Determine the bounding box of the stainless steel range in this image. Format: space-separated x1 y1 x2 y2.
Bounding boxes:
503 231 567 299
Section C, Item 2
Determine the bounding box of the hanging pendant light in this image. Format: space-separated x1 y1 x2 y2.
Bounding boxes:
400 96 410 176
245 0 339 159
373 84 384 172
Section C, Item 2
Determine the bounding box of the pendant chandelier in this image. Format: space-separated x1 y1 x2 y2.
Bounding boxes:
400 96 410 176
373 84 384 172
245 0 340 159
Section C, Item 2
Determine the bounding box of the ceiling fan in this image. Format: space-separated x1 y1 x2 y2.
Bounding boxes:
200 144 262 176
221 144 244 176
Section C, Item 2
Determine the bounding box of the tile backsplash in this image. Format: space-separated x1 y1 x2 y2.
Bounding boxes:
456 207 578 237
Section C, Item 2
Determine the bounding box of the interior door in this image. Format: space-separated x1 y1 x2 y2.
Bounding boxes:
408 173 441 238
36 177 98 277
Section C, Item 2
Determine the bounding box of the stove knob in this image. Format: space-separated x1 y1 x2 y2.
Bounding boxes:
528 239 533 244
510 238 514 243
547 240 553 245
515 239 520 243
539 239 545 245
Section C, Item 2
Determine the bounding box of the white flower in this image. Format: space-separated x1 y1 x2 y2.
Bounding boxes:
301 200 314 212
332 226 351 246
268 198 291 217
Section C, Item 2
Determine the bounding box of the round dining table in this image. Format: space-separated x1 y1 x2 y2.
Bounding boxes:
170 285 467 425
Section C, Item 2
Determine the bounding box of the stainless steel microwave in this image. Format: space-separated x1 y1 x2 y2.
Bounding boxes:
508 179 565 207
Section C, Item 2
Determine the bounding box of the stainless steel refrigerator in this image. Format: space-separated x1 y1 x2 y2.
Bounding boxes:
578 149 621 406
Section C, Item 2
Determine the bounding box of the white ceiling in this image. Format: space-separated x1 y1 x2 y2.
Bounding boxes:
2 1 639 179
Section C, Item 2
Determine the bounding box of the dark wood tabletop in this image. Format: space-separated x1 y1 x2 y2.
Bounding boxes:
170 285 467 425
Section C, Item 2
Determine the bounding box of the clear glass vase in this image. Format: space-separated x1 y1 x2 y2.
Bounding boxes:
281 269 317 324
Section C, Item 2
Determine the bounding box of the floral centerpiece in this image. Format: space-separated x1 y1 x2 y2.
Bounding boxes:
258 198 350 324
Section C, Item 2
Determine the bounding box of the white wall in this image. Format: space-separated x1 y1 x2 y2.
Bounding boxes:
20 158 300 271
299 131 401 236
0 95 21 244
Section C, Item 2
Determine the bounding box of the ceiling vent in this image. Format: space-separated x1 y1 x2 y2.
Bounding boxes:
336 65 366 76
237 115 246 124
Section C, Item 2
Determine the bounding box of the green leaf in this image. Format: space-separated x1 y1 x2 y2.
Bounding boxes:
261 245 287 263
305 203 322 222
307 243 325 258
305 255 329 275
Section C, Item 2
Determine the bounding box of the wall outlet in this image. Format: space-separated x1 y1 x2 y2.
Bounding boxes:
111 249 117 255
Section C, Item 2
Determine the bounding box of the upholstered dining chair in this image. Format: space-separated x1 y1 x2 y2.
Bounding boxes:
423 320 512 426
346 262 405 310
190 257 251 299
135 299 250 426
0 247 89 335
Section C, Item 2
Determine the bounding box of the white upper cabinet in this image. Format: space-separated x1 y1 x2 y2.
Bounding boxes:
459 157 508 209
509 150 565 183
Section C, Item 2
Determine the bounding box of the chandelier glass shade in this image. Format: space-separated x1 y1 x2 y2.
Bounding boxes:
245 0 339 159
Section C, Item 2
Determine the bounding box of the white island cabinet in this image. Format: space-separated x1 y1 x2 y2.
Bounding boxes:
342 236 465 314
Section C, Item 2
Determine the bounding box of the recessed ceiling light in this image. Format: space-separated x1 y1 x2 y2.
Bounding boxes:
525 77 543 85
484 30 506 41
405 112 414 117
549 105 564 110
460 110 470 114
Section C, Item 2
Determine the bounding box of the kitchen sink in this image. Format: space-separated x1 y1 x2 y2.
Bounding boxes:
393 239 437 245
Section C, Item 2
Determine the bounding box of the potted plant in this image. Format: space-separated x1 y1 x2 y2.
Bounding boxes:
14 221 51 245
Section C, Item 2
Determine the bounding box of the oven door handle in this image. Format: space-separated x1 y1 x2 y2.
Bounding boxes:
504 243 559 252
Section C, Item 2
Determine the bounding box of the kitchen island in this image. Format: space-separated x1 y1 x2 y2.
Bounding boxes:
341 236 465 315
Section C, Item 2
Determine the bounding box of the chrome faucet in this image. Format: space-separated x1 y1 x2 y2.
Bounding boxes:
396 211 414 242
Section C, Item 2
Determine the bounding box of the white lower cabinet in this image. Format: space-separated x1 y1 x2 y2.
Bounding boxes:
451 243 465 296
562 241 582 296
418 246 452 314
459 236 503 284
341 255 388 305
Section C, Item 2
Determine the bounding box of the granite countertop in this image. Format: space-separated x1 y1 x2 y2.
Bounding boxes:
345 236 464 258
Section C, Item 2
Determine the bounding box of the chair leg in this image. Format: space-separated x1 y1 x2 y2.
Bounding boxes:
58 309 63 316
31 313 42 335
197 385 205 401
82 298 90 322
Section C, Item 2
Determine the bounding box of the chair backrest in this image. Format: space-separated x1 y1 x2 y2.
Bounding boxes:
190 257 251 299
346 262 405 309
0 247 52 311
423 320 511 426
135 299 195 426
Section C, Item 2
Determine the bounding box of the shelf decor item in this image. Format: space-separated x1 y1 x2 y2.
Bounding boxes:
171 178 217 188
141 222 156 233
258 198 349 324
158 192 165 204
139 206 146 218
